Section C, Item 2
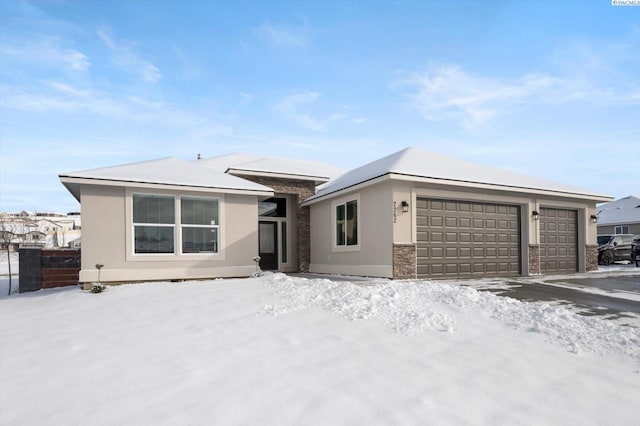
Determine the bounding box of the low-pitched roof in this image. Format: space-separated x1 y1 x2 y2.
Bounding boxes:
195 153 345 184
596 196 640 225
303 147 612 204
59 157 273 201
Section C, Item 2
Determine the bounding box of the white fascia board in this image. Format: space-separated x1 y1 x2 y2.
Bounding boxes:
301 172 612 206
301 174 391 206
59 176 275 197
227 168 331 184
389 173 613 202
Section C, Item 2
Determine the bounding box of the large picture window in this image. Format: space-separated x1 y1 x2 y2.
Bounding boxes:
336 199 358 246
181 197 219 253
133 194 175 254
132 194 220 255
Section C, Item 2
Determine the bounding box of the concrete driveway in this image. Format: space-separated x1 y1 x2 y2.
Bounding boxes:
486 266 640 324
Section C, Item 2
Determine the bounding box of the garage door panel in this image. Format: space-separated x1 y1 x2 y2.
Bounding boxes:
417 198 521 278
540 207 577 274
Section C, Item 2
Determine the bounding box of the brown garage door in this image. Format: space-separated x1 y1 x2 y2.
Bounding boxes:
417 198 521 278
540 207 577 274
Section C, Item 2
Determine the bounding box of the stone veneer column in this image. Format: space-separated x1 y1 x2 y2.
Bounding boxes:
528 244 540 275
393 243 417 280
585 245 598 272
238 175 314 273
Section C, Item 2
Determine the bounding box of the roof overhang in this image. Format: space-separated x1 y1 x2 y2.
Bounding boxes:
301 173 613 206
59 175 275 202
226 168 331 185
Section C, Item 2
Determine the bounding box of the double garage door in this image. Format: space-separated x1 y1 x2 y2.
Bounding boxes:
416 199 578 278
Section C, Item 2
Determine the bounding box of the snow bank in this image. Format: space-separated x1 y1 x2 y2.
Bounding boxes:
259 273 640 362
2 274 639 426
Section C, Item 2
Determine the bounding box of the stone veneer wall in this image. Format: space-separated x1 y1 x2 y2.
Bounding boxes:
393 243 417 280
585 244 598 272
528 244 540 275
238 175 315 273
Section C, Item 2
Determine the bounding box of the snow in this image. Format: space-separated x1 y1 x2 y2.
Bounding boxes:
195 153 346 182
595 195 640 225
1 273 639 425
59 157 273 201
305 147 611 203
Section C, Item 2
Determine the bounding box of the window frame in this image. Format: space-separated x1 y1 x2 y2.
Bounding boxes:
130 192 222 258
332 194 361 252
180 196 220 255
615 225 629 235
132 193 176 255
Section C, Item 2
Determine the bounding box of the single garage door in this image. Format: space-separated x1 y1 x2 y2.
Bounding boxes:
539 207 577 274
417 198 521 278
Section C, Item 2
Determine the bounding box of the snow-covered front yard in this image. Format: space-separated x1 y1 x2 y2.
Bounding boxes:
1 273 639 425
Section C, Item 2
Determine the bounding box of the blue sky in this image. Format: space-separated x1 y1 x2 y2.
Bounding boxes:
1 0 638 213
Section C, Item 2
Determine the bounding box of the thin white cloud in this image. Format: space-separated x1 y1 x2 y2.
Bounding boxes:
392 54 640 129
0 39 90 71
98 27 161 83
0 80 228 131
275 91 325 131
400 65 557 129
259 22 306 47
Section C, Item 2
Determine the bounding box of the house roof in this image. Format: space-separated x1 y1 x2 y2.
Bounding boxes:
596 196 640 225
194 153 346 184
303 147 612 204
59 157 274 201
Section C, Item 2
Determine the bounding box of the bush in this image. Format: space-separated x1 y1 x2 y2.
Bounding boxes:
91 283 106 293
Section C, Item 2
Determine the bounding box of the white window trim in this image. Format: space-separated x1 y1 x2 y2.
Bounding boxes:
131 194 176 256
179 196 221 256
127 190 225 261
332 194 361 252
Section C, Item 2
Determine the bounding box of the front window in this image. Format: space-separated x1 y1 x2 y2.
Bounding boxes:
181 197 219 253
615 226 629 234
132 194 220 255
133 194 175 254
336 200 358 246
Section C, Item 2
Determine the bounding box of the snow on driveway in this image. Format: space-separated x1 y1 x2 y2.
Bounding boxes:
1 273 639 426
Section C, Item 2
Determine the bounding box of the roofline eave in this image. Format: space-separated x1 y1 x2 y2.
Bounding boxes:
301 172 613 205
226 168 332 185
58 175 275 197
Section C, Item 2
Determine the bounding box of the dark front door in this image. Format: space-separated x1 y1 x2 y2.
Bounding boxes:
259 221 278 270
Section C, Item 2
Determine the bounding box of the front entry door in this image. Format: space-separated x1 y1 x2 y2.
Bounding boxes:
259 221 278 270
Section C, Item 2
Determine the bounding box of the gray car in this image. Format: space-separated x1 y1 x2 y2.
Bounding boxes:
597 234 635 265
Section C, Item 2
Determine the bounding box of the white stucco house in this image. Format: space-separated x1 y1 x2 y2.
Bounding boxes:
59 147 611 283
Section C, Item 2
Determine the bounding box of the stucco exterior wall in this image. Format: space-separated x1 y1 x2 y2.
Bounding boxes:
79 185 259 283
309 181 394 277
596 224 640 235
310 178 600 279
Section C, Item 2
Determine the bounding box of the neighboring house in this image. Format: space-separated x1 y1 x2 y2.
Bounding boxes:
59 147 611 283
595 196 640 235
0 212 80 251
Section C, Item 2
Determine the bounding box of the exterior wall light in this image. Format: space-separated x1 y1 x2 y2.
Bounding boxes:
532 210 539 220
590 214 598 224
401 201 409 213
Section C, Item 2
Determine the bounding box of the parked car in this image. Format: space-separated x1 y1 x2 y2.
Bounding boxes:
596 234 636 265
631 236 640 267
